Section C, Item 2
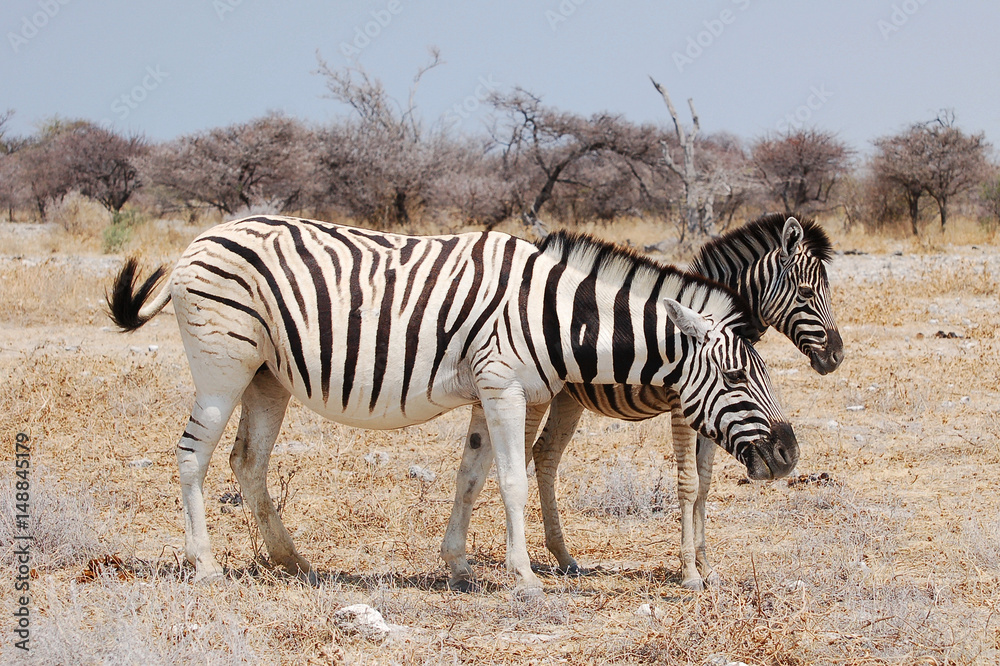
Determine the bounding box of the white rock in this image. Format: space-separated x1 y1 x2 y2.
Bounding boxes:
636 603 664 620
363 451 389 467
827 420 840 430
705 655 750 666
960 396 971 405
846 405 866 412
332 604 392 642
129 346 143 354
785 579 807 592
128 457 153 468
407 465 436 483
148 344 159 352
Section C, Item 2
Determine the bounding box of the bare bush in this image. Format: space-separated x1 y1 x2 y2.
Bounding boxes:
872 112 990 234
313 50 446 226
576 458 672 519
488 88 660 232
146 113 315 216
751 128 852 216
0 474 122 570
61 124 148 213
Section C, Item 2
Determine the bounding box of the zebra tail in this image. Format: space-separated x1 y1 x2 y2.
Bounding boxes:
106 258 170 331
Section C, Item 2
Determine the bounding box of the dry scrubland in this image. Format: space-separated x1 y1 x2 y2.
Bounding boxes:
2 208 1000 665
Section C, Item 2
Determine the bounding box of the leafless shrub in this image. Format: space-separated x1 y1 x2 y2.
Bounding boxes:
61 123 148 212
751 127 853 216
576 458 672 518
871 111 991 234
313 49 447 226
0 473 122 570
145 113 315 216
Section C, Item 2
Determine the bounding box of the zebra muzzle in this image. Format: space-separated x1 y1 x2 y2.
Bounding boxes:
808 328 844 375
744 421 798 480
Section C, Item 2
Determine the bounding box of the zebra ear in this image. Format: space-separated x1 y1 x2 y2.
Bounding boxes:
663 298 711 343
781 216 804 261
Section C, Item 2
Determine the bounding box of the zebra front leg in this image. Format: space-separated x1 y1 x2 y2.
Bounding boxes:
442 401 549 591
533 390 586 574
229 368 316 584
480 384 543 597
694 433 718 586
178 395 241 583
671 410 703 590
441 404 494 591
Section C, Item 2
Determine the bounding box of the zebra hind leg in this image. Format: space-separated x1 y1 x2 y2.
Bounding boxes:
178 393 243 583
532 390 586 575
229 367 317 585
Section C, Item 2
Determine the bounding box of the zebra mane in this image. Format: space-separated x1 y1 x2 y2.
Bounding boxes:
690 213 833 274
537 231 756 336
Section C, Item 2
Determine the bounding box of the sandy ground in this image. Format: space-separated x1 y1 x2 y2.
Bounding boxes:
2 219 999 664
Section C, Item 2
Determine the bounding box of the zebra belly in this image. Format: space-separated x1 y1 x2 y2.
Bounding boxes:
265 350 479 430
564 383 676 421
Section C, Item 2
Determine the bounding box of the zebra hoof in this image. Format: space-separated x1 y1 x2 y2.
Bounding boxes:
193 570 225 585
702 570 720 587
514 585 545 600
681 577 705 591
296 569 320 587
447 578 477 594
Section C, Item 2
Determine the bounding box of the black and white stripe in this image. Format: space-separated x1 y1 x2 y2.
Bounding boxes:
494 214 841 589
107 215 795 594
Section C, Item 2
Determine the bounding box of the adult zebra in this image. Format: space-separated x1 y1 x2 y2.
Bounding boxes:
107 215 797 595
444 214 840 590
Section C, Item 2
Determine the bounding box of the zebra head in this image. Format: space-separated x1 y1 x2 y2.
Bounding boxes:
664 298 798 480
761 216 844 376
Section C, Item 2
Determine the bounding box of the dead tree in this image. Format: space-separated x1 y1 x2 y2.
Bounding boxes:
650 77 714 238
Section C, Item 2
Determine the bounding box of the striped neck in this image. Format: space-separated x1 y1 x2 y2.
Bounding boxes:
535 232 753 387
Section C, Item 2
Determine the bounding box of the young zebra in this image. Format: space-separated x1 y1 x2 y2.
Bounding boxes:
446 214 840 590
107 215 797 595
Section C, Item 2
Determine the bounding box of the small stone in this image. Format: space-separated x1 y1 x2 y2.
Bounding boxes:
846 405 866 412
363 451 389 468
407 465 436 483
960 396 971 405
636 603 664 620
129 346 143 354
128 457 153 468
827 420 840 430
853 434 864 442
332 604 393 643
148 344 159 352
941 401 955 410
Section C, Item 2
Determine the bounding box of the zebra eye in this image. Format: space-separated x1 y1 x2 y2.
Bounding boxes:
797 284 815 300
723 368 747 385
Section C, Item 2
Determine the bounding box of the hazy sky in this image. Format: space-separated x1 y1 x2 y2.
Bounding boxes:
3 0 999 153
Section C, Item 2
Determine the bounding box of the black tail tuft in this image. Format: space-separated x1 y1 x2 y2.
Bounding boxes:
106 258 167 331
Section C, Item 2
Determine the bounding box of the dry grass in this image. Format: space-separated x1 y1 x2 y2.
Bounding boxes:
2 214 1000 664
